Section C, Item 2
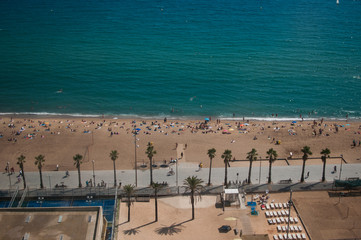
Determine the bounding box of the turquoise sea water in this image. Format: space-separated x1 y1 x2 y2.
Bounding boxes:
0 0 361 119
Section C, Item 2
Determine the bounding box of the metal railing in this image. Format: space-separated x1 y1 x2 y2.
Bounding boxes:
18 186 28 207
8 186 19 208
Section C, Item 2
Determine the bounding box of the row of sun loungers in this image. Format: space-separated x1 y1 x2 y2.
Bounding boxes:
277 225 303 232
273 233 306 240
265 202 289 210
267 217 299 225
265 210 295 218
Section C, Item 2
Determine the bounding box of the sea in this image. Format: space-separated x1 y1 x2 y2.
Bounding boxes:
0 0 361 120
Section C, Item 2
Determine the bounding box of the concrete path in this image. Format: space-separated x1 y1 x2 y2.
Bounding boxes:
1 161 360 190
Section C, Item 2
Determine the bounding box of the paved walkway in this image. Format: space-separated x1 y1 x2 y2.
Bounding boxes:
1 162 360 190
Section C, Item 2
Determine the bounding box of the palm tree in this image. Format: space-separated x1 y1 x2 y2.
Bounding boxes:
300 146 312 182
151 182 164 222
266 148 278 184
123 184 135 222
221 149 232 187
17 154 27 189
247 148 258 184
183 176 204 220
110 150 119 187
34 155 45 189
146 142 157 185
73 154 83 188
207 148 216 186
321 148 331 182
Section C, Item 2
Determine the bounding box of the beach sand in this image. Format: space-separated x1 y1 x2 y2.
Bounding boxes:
0 116 360 172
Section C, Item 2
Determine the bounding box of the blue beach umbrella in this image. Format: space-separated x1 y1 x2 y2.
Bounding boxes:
292 121 297 124
205 118 210 121
135 128 141 131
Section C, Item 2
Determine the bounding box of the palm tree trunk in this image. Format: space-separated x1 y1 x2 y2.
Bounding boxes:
248 160 253 184
21 166 26 189
113 160 117 187
78 167 82 188
208 157 213 186
268 161 272 184
155 189 158 222
39 168 44 189
127 198 131 222
150 157 153 185
191 190 195 220
300 160 306 182
224 161 228 187
322 158 326 182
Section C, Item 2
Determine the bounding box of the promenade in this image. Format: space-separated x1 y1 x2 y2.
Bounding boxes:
1 162 360 196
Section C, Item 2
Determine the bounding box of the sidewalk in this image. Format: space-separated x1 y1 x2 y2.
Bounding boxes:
1 162 360 190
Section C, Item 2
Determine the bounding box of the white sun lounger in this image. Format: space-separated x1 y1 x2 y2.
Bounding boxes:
301 233 306 239
268 219 273 225
282 226 286 232
273 211 278 217
280 217 285 223
275 203 279 209
281 210 286 216
285 210 289 215
298 226 302 231
278 211 282 216
276 218 281 224
277 226 282 232
290 217 294 224
273 219 277 224
292 234 297 239
296 233 302 239
266 211 270 217
270 211 274 217
279 203 282 208
274 235 279 240
285 233 293 239
283 203 288 208
290 226 294 232
279 234 284 240
270 203 275 209
294 217 299 223
285 218 289 223
266 204 271 210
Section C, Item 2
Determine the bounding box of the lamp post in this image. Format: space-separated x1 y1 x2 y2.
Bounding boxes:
339 154 343 181
92 160 96 186
236 173 239 184
134 129 139 187
259 157 262 184
176 158 179 194
7 162 11 190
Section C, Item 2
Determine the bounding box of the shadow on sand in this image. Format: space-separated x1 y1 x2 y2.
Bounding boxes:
155 219 192 236
122 220 156 235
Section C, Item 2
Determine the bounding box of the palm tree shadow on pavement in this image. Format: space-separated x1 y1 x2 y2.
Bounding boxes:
155 219 192 236
122 221 156 235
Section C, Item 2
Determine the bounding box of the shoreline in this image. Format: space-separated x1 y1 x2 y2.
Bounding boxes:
0 112 358 122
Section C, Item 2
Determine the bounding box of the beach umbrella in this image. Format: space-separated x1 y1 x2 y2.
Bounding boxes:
135 128 141 131
223 129 228 132
229 128 234 131
244 123 249 126
292 121 297 123
205 118 210 121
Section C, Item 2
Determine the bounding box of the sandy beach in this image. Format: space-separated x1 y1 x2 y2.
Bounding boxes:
0 116 360 173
